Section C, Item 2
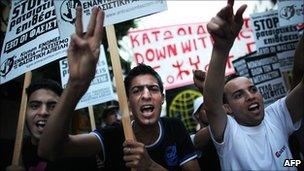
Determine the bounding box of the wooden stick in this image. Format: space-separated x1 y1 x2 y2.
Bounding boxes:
88 106 96 131
12 72 32 166
105 25 134 140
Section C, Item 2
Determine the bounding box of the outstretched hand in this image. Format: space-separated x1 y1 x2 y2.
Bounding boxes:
207 0 247 51
67 6 104 91
193 70 206 93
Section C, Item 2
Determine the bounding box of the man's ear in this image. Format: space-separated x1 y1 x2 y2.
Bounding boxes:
161 93 165 104
223 104 233 115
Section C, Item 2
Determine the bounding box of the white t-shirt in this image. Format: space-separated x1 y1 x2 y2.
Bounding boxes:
210 97 301 170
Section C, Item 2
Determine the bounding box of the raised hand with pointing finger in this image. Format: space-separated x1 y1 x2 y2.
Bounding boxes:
204 0 304 170
207 0 247 52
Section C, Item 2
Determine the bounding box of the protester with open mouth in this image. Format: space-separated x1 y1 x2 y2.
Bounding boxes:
193 0 304 170
38 6 200 171
5 79 99 171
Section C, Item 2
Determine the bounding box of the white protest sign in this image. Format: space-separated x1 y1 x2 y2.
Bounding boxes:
129 19 255 90
278 0 304 27
59 45 115 110
54 0 167 39
0 0 68 84
250 10 300 54
257 77 287 107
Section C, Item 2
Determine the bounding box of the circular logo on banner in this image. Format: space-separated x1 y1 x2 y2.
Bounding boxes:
280 5 296 20
0 56 15 77
60 0 82 24
168 90 201 133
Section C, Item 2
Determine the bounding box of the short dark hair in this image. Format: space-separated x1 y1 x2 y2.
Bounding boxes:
124 64 164 97
26 78 63 98
223 73 240 104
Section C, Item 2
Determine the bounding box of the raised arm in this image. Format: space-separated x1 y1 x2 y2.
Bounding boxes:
204 0 246 142
286 34 304 123
38 6 104 160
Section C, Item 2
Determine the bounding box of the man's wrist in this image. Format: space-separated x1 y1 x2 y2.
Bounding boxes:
213 45 231 55
66 80 89 98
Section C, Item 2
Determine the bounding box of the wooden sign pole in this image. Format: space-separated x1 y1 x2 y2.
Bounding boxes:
105 25 134 140
11 71 32 166
88 106 96 131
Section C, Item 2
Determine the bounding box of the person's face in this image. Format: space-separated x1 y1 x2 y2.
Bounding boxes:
224 77 264 126
26 89 59 143
128 74 164 127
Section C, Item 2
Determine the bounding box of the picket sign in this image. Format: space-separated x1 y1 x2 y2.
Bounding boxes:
88 106 96 131
106 25 134 141
12 72 32 166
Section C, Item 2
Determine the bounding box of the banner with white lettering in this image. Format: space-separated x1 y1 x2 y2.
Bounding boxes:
59 45 115 110
129 19 255 90
250 10 300 54
278 0 303 27
257 78 287 107
54 0 167 39
0 0 67 84
233 52 288 106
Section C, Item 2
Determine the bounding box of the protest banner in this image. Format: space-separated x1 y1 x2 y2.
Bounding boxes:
250 10 300 55
278 0 303 27
59 45 115 110
54 0 167 38
233 52 288 106
257 78 287 106
0 0 67 84
129 18 255 90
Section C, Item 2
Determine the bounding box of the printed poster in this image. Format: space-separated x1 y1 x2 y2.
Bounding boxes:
250 10 300 54
54 0 167 39
59 45 115 110
0 0 67 84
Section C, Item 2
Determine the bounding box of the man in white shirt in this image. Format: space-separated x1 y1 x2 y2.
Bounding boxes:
193 0 304 170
